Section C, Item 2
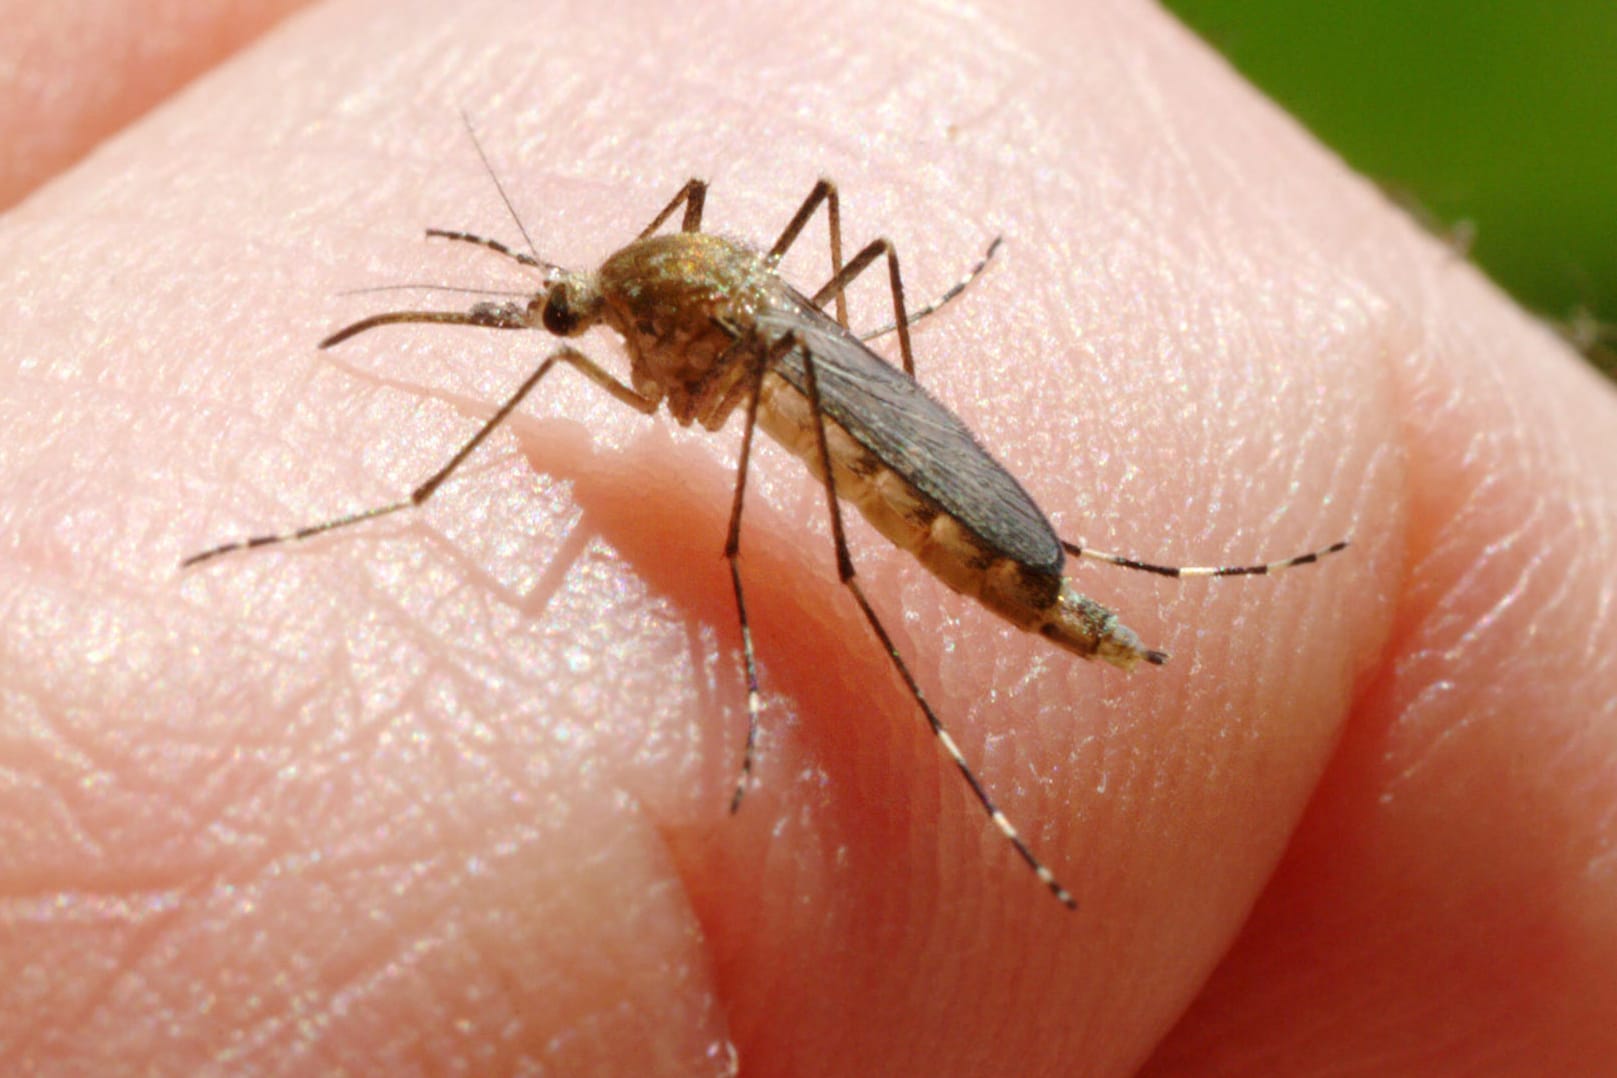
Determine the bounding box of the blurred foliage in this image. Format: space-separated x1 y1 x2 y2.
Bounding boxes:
1164 1 1617 376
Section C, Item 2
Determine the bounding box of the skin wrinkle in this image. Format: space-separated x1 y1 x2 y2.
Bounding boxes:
1151 140 1615 1077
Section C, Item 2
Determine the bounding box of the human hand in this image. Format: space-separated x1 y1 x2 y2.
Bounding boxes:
3 2 1613 1074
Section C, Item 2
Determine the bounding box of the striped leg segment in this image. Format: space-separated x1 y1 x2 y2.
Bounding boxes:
721 354 770 815
1061 538 1350 579
860 236 1002 343
767 179 919 376
180 347 654 568
792 336 1078 910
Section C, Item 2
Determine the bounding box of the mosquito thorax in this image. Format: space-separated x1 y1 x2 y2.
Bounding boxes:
588 232 777 428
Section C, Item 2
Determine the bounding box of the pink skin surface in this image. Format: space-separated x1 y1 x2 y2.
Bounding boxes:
3 1 1614 1074
0 0 315 209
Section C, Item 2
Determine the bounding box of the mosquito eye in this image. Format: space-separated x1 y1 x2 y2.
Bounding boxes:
542 286 581 336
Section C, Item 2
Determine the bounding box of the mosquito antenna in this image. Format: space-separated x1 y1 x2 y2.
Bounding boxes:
460 109 541 265
423 228 565 279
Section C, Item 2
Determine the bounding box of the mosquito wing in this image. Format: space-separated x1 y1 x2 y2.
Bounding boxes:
755 288 1063 575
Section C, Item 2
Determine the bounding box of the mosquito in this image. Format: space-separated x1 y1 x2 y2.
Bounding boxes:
183 144 1347 910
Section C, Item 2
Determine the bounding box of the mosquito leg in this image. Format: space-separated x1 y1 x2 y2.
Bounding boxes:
722 356 771 814
790 337 1078 910
772 184 992 376
808 236 918 377
768 179 848 328
1061 538 1351 579
860 236 1002 343
636 178 710 239
181 347 655 568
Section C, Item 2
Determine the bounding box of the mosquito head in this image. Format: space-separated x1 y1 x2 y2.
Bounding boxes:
539 273 605 338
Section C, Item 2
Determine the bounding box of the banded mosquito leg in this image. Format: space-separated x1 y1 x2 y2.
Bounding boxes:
860 236 1003 343
790 338 1078 910
1060 538 1351 579
181 347 655 568
768 179 848 327
769 179 1001 350
636 178 709 239
721 354 771 814
445 111 548 270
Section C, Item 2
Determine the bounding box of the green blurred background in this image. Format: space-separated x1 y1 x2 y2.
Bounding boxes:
1164 1 1617 375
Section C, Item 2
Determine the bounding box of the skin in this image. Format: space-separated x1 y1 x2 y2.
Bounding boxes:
0 0 315 210
2 1 1613 1074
